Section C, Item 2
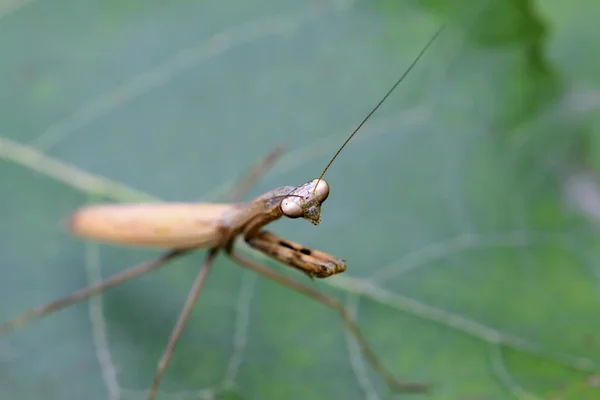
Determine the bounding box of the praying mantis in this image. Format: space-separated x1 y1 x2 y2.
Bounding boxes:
0 26 443 400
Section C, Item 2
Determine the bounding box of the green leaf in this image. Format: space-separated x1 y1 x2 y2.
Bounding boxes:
1 1 599 400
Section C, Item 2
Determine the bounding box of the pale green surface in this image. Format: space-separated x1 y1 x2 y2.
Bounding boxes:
1 1 599 400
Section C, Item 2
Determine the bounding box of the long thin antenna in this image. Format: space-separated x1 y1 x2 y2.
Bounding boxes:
316 26 445 185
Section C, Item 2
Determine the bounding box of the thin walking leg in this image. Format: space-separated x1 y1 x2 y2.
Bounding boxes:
146 249 219 400
0 249 188 335
228 145 284 202
228 250 428 393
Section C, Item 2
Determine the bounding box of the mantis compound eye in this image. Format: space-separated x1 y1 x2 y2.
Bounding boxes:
280 197 304 218
312 179 330 203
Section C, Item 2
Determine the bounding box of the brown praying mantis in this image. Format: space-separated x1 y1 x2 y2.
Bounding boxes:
0 27 443 400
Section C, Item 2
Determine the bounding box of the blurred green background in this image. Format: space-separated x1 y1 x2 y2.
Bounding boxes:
1 0 599 399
